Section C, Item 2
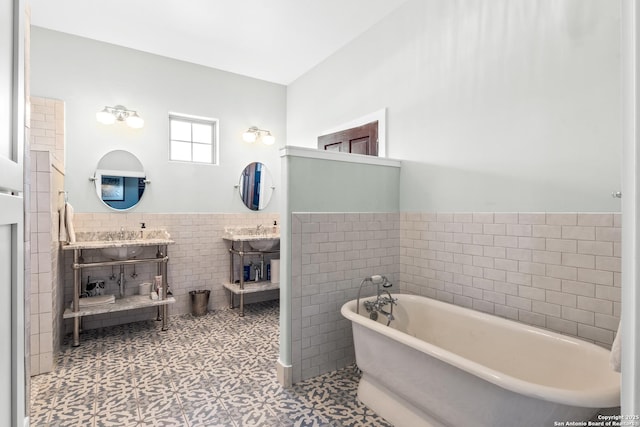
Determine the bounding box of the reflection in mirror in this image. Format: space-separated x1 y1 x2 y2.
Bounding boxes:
239 162 273 211
94 150 147 210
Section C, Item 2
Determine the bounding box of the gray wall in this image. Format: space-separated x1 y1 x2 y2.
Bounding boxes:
289 155 400 213
287 0 621 212
31 27 286 213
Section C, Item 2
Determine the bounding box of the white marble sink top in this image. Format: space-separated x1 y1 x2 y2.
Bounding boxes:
222 226 280 241
62 229 174 250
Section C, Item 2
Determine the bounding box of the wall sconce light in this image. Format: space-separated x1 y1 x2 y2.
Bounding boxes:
242 126 275 145
96 105 144 129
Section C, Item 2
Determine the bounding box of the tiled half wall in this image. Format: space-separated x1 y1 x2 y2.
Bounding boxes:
290 213 401 383
401 212 621 347
29 96 66 376
29 150 65 375
291 211 620 384
63 210 620 383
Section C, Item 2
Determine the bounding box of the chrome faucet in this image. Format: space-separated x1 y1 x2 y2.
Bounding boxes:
356 275 397 326
377 288 397 322
118 226 125 240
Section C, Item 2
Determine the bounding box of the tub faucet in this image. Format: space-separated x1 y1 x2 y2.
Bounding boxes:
380 289 397 308
379 307 395 322
357 275 397 326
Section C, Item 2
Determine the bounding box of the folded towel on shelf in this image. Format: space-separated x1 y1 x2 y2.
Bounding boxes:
610 321 621 372
77 294 115 308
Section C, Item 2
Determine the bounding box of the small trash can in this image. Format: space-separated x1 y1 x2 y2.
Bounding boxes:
189 290 210 316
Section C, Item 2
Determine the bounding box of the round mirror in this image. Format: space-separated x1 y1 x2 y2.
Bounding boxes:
239 162 274 211
94 150 147 211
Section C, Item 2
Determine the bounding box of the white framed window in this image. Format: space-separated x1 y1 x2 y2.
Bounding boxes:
169 113 218 164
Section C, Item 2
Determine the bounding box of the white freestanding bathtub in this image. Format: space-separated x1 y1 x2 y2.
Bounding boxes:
341 294 620 427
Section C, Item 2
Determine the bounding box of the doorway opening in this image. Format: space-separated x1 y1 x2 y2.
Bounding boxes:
318 121 378 156
316 108 387 157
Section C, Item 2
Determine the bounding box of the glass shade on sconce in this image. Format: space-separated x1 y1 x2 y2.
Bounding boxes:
126 112 144 129
96 107 117 125
242 130 258 143
262 132 275 145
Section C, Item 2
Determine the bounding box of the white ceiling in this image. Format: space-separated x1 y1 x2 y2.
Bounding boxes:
28 0 408 85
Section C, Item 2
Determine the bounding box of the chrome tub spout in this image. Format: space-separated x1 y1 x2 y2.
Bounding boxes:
356 275 397 326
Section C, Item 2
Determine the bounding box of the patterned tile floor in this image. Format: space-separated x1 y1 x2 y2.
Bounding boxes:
30 301 392 427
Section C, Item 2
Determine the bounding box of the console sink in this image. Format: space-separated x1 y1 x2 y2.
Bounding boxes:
248 239 280 251
61 230 175 258
223 226 280 251
101 246 142 260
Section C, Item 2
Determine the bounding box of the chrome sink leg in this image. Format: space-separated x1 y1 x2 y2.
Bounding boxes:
72 249 81 346
161 251 169 331
118 265 125 298
73 317 80 347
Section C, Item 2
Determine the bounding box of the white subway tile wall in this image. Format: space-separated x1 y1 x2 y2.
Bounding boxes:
291 211 620 385
51 207 621 383
29 149 65 375
30 97 64 173
400 212 621 347
291 212 400 383
63 212 279 332
28 97 66 376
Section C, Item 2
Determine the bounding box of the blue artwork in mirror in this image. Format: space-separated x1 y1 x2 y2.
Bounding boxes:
94 150 147 211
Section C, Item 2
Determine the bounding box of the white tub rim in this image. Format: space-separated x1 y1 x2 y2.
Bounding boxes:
341 294 620 408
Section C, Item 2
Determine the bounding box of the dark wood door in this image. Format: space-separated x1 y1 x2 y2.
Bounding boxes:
317 121 378 156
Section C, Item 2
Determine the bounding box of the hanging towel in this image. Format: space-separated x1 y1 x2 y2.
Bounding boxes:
610 321 621 372
65 202 76 243
58 203 68 242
